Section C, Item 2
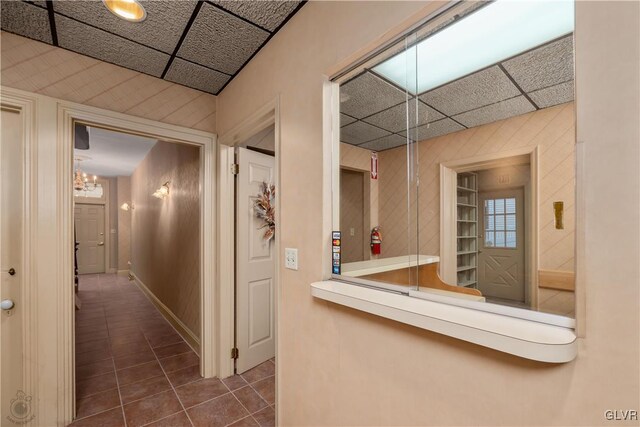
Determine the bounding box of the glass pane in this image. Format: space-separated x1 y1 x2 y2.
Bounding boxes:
495 231 505 247
485 232 494 247
495 198 505 214
506 231 517 248
506 214 516 230
506 197 516 214
485 215 494 231
495 214 505 231
485 199 494 215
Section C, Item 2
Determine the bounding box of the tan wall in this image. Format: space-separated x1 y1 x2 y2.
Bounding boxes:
340 169 365 263
379 102 575 274
117 176 131 272
130 141 201 338
216 1 639 425
107 177 118 270
1 31 216 133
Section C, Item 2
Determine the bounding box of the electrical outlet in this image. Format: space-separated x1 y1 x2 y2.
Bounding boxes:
284 248 298 270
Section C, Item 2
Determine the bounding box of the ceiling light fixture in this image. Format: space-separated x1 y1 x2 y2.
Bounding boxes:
120 202 134 211
73 158 102 196
373 0 574 95
102 0 147 22
152 182 170 199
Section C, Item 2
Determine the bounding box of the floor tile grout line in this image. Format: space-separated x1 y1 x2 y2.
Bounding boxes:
110 354 129 427
141 331 196 427
138 409 186 427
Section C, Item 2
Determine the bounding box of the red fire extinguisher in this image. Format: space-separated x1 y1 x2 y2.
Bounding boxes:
371 226 382 255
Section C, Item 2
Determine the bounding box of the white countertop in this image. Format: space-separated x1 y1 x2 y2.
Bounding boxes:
341 255 439 277
311 280 577 363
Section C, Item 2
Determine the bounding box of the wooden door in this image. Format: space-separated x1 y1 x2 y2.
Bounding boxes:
74 204 106 274
478 188 525 302
235 147 275 373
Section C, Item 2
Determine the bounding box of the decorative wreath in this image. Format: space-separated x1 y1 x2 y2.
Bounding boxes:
254 182 276 241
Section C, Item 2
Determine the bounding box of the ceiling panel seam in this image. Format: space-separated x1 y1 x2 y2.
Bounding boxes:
161 0 205 79
204 0 273 34
497 64 540 110
45 0 58 46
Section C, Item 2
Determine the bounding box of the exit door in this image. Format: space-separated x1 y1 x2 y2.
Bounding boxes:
478 188 525 302
74 204 106 274
235 147 276 373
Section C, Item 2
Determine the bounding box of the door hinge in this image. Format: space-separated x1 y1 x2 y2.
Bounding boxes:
231 347 239 359
231 164 239 175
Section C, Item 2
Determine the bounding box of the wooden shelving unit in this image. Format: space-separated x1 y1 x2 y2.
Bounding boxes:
456 172 478 289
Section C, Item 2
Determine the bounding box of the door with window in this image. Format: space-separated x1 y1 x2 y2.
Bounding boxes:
74 204 105 274
478 188 525 302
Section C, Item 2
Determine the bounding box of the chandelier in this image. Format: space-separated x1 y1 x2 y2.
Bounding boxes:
73 158 101 195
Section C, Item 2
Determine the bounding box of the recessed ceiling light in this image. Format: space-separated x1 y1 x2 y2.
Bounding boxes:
102 0 147 22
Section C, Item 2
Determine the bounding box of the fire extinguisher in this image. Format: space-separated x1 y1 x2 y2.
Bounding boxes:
370 226 382 255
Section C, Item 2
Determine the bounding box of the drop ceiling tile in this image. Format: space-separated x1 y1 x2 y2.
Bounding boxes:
528 80 574 109
25 1 47 8
399 118 465 141
502 36 574 92
363 101 444 133
55 15 170 77
1 1 52 44
165 59 230 95
453 96 535 128
340 114 357 127
340 121 391 145
177 3 269 75
209 1 302 32
52 1 197 54
340 72 407 119
359 134 407 152
419 66 521 116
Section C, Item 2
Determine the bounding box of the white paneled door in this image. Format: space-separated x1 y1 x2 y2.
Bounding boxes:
236 147 275 374
478 188 525 302
75 204 106 274
1 108 27 423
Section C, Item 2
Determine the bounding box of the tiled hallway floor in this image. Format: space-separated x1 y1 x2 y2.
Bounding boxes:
71 274 275 427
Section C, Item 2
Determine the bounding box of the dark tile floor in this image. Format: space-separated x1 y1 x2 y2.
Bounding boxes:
71 273 275 427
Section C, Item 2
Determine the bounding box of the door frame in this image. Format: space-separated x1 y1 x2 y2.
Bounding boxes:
0 93 37 426
217 98 280 379
57 97 217 422
440 146 539 309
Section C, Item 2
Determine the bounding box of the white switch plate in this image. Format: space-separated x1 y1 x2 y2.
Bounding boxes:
284 248 298 270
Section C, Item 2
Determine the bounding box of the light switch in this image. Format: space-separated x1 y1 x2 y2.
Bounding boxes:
284 248 298 270
350 228 355 236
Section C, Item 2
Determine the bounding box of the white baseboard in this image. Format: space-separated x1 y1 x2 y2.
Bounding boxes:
116 269 129 276
130 272 200 353
107 268 118 274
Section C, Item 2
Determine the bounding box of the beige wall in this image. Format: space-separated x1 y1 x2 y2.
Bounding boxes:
107 177 118 271
216 1 639 425
340 169 365 263
1 31 217 134
378 102 575 274
130 141 201 338
117 176 131 272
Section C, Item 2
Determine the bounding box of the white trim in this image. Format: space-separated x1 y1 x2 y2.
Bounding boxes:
47 90 218 423
217 98 281 422
130 272 200 351
0 90 39 426
312 281 577 363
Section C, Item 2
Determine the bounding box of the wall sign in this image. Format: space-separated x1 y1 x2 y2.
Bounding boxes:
332 231 341 275
371 153 378 180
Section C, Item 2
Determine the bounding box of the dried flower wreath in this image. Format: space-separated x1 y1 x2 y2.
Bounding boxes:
254 181 276 241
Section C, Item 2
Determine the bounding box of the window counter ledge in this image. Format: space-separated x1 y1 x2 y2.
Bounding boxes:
311 280 577 363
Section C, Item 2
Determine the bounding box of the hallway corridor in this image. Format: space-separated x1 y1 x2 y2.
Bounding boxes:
72 274 275 427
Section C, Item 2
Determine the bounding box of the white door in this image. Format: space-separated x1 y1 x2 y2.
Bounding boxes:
1 108 29 423
478 188 525 302
74 204 106 274
236 147 275 373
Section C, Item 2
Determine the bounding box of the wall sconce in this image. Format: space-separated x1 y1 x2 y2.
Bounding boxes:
120 202 134 211
152 182 170 199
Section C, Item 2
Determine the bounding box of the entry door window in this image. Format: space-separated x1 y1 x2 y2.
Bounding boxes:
484 197 517 248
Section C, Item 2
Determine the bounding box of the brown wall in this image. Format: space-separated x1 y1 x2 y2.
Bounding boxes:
130 141 201 338
378 102 575 274
216 1 639 425
117 176 131 272
1 31 216 134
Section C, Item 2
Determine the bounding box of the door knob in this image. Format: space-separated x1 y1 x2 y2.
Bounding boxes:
2 268 15 276
1 299 15 310
98 242 104 246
